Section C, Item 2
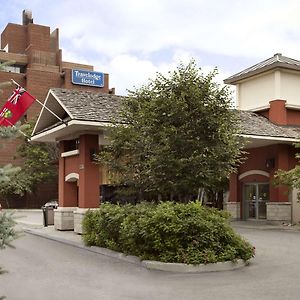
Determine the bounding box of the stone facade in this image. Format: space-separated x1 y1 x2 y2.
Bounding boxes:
224 202 240 219
266 202 291 222
291 189 300 224
54 207 77 230
73 208 90 234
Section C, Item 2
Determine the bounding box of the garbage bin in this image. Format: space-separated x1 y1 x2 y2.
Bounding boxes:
42 206 54 226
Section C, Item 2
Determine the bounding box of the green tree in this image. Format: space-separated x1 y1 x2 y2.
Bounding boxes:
98 60 243 201
0 124 27 207
16 120 58 192
274 143 300 195
0 120 58 207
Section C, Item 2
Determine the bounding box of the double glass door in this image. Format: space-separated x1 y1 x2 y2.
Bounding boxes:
244 183 269 219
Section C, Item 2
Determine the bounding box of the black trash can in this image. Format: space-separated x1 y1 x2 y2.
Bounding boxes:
42 206 55 227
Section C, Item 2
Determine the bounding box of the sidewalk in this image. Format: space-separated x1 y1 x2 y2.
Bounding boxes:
231 220 300 231
6 209 300 247
4 209 300 272
4 209 84 247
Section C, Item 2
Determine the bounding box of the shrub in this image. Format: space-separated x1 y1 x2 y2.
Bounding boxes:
0 211 17 249
82 201 254 264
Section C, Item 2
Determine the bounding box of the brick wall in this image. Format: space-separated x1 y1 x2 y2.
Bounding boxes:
0 15 113 208
1 24 27 53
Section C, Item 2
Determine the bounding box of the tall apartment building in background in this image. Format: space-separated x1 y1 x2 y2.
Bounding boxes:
0 10 114 208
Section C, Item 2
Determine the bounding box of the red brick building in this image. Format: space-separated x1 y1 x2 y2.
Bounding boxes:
30 53 300 232
31 89 123 232
0 10 114 208
224 54 300 223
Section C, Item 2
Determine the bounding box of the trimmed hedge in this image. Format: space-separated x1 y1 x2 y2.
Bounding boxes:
82 201 254 264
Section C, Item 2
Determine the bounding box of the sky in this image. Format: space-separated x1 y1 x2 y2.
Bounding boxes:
1 0 300 96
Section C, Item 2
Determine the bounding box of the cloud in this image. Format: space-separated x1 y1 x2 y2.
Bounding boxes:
47 0 300 61
2 0 300 102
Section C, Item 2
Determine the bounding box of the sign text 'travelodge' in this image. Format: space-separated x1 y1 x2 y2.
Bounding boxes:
72 69 104 87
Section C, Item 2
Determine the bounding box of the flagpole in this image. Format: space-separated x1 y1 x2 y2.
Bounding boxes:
10 79 68 126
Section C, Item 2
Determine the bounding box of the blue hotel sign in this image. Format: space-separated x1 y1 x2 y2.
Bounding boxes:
72 69 104 88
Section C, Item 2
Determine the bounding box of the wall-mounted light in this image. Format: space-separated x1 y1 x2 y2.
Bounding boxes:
90 148 98 162
266 158 275 169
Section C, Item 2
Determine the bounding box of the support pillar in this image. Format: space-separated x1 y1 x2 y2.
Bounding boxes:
56 141 79 230
78 134 100 208
58 141 78 207
267 145 291 222
224 173 240 219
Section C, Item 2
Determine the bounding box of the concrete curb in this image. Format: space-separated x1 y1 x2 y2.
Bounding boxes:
24 229 88 250
142 259 248 272
24 228 251 272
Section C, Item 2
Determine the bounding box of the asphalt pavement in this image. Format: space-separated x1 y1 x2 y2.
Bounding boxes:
1 209 300 299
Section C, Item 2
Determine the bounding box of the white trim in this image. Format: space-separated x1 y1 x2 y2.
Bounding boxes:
61 149 79 157
32 89 73 137
286 104 300 111
31 123 66 141
50 89 74 119
249 104 270 112
238 170 270 180
241 134 300 143
32 89 52 135
65 173 79 182
31 119 114 141
68 119 115 127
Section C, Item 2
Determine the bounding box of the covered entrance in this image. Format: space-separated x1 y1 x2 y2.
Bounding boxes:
243 183 269 219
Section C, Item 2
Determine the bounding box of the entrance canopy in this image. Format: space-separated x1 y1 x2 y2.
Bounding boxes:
31 88 125 142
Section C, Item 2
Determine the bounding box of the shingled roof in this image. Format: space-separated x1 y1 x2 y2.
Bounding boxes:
50 89 299 139
238 110 300 139
51 88 125 123
31 87 300 144
224 53 300 84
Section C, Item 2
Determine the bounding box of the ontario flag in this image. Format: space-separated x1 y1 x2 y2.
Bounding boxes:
0 85 36 127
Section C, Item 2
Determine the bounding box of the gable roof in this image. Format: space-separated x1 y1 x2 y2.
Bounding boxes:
224 53 300 84
49 88 124 123
31 87 300 146
31 88 125 142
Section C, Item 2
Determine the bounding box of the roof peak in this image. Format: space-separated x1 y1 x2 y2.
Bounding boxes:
224 53 300 84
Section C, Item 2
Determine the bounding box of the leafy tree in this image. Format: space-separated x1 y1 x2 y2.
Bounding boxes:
16 120 58 191
0 124 26 207
98 60 243 201
274 143 300 195
0 120 58 207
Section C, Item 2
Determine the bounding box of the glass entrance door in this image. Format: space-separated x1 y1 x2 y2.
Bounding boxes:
244 183 269 219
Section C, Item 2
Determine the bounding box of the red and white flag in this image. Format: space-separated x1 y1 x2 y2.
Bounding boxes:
0 85 36 127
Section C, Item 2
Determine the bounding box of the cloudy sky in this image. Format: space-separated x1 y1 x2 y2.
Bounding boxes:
1 0 300 96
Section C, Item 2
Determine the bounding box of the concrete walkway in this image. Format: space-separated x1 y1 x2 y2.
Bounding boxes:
6 209 300 244
5 209 83 246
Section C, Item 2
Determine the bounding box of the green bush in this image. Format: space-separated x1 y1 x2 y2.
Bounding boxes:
82 201 254 264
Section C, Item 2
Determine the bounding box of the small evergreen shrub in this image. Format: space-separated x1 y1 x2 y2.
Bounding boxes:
0 211 17 249
82 202 254 264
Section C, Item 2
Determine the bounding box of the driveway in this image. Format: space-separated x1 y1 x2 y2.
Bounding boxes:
1 223 300 299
